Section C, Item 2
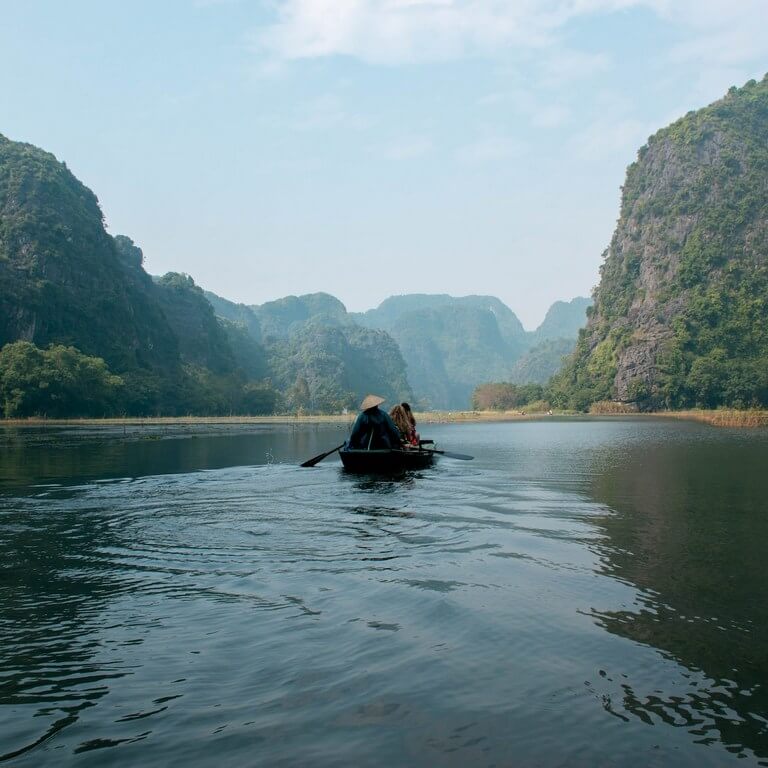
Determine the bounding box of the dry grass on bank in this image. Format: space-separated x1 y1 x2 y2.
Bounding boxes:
2 409 766 428
1 410 549 428
657 409 768 428
414 410 549 423
589 400 639 415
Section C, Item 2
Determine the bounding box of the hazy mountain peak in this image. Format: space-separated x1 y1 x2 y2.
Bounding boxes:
533 296 592 341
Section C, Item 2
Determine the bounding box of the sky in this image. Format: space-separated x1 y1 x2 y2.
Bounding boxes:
1 1 767 329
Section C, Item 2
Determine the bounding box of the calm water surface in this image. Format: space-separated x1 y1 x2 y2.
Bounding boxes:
1 418 767 767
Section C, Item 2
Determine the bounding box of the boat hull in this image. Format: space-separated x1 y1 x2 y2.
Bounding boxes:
339 448 436 474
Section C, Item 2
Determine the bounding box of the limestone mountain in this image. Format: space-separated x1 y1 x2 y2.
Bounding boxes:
0 133 276 415
203 291 263 343
355 294 530 409
551 76 768 410
532 297 592 342
253 293 352 340
204 290 413 412
507 297 592 384
266 323 412 413
155 273 237 375
0 135 178 376
356 294 527 341
508 338 577 385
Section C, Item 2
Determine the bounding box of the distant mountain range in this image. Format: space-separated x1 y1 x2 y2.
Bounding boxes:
205 290 591 410
3 76 765 416
352 294 589 408
0 129 588 416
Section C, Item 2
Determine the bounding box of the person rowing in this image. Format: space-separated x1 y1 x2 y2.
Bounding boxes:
348 394 402 450
301 396 474 467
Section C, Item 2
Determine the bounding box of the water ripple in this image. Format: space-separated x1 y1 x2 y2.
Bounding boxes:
2 421 768 766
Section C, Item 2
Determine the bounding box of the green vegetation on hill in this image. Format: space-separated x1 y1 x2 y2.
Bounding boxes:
0 133 278 416
0 136 178 376
532 297 591 343
356 294 589 408
265 323 412 413
154 273 236 375
551 75 768 410
356 294 530 409
0 342 123 417
254 293 351 339
204 290 414 412
0 128 592 416
472 383 545 411
507 338 576 385
203 291 263 342
356 294 527 339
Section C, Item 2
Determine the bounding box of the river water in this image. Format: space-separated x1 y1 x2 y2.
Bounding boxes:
1 418 767 767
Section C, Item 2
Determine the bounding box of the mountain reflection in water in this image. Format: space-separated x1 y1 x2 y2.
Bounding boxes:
589 437 768 760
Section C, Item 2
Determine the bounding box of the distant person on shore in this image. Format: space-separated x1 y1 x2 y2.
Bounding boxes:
402 402 420 444
391 403 419 446
348 394 402 450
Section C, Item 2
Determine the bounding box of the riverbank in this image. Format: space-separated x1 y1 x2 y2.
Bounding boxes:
2 409 766 428
0 410 545 427
656 409 768 428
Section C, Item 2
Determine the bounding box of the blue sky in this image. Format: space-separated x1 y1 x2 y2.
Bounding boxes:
1 1 767 328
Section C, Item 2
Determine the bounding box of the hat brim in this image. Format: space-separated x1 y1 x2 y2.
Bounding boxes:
360 394 385 410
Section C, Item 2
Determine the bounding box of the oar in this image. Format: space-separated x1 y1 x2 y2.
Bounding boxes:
300 443 345 468
422 448 474 461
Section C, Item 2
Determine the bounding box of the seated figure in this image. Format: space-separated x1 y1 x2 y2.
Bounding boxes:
348 394 403 450
390 404 418 446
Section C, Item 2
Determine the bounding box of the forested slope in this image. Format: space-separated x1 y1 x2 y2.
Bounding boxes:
552 76 768 410
0 134 276 416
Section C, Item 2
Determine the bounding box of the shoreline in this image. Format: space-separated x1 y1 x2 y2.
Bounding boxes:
2 409 766 428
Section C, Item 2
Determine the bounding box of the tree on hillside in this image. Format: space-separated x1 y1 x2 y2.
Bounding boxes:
472 382 544 411
0 342 124 417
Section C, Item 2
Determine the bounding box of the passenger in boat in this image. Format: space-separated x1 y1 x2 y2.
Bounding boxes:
348 394 403 450
389 404 415 447
401 402 420 444
391 403 419 446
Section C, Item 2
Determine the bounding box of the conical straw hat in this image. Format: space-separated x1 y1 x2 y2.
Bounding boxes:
360 394 385 411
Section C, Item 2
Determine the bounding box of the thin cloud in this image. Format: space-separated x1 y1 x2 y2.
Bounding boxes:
253 0 768 75
254 0 648 64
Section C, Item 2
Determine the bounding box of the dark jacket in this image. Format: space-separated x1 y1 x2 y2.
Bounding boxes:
348 407 403 449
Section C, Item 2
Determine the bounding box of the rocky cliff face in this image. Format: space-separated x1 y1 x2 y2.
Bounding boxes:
355 294 530 409
554 75 768 410
0 134 284 415
0 135 180 374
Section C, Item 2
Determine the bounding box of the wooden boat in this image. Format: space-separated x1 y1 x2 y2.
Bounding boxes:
339 446 437 474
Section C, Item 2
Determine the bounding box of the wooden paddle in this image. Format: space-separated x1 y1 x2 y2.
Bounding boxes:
300 443 345 468
421 448 474 461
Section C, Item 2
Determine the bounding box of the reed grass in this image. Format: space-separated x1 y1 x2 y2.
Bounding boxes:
589 400 639 415
3 409 765 428
660 409 768 428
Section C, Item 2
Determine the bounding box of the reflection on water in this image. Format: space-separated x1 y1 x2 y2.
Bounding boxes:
0 422 351 491
1 419 767 767
588 438 768 760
